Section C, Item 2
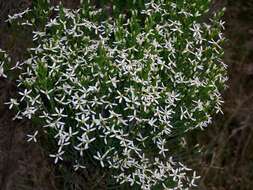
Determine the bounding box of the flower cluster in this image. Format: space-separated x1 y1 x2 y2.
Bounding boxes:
4 1 227 189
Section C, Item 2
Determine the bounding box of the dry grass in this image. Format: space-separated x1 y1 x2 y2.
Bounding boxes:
191 1 253 189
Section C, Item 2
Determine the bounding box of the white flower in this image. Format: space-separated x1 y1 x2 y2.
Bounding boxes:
19 89 32 101
189 171 200 187
49 147 65 164
40 89 53 100
156 138 169 157
0 63 7 78
64 127 78 141
73 162 86 171
75 114 89 125
52 107 67 118
77 134 96 150
27 130 38 142
5 98 19 109
93 151 106 168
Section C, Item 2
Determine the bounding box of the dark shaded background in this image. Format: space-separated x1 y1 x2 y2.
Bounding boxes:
0 0 253 189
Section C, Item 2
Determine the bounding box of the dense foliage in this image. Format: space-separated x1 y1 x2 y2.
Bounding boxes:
1 0 226 189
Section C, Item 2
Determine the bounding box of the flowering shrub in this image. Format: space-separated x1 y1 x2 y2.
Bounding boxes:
3 0 227 189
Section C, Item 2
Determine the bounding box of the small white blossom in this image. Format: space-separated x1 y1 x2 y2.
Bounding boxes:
49 147 65 164
27 130 38 142
5 98 19 109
